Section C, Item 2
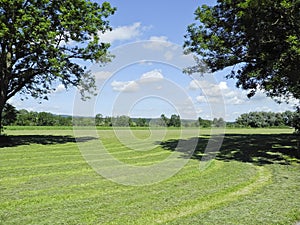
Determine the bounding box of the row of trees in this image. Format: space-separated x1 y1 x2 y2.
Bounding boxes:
2 105 72 127
78 114 194 127
235 111 298 128
1 104 226 128
3 103 299 130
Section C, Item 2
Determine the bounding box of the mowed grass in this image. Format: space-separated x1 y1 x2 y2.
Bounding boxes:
0 128 299 224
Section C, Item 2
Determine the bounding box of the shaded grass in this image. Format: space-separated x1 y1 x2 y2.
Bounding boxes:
160 129 299 165
0 128 299 224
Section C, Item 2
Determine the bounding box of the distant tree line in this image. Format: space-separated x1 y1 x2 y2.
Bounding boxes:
1 104 227 128
235 111 298 128
10 104 299 130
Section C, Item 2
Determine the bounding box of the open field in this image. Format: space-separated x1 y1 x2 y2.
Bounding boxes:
0 128 299 224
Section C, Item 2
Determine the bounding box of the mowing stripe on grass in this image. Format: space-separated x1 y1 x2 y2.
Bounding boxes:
153 165 272 223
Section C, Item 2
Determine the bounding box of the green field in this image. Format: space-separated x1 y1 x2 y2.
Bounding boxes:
0 128 299 224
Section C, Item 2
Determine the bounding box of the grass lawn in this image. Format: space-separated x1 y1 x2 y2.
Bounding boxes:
0 127 299 224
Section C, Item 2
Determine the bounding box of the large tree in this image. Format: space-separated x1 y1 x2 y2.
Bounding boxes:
0 0 116 134
184 0 300 102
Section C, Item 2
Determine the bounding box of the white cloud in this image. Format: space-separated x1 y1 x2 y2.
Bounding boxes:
99 22 145 44
111 69 165 92
54 84 66 94
226 96 244 105
95 71 112 80
143 36 175 50
139 61 153 66
149 36 169 42
189 80 201 90
164 51 174 61
190 80 224 97
191 80 245 105
140 69 164 83
196 95 207 103
219 81 228 90
173 97 199 119
111 80 139 92
254 106 272 112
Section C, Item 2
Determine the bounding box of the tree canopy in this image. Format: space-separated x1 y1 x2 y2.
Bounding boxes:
184 0 300 102
0 0 116 133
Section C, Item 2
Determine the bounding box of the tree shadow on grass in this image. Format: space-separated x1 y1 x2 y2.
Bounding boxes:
159 133 300 165
0 135 96 148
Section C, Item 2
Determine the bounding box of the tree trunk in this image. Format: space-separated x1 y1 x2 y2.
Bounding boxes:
297 134 300 158
0 100 6 136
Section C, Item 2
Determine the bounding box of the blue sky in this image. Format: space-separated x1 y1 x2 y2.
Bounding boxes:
9 0 298 121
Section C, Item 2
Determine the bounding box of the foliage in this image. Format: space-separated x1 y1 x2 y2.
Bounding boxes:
0 0 116 133
235 110 297 128
184 0 300 102
212 117 226 127
8 109 298 130
0 103 17 133
136 118 148 127
293 107 300 134
14 109 72 126
95 113 104 126
112 115 133 127
160 114 169 127
198 117 211 128
1 103 17 126
158 114 181 127
169 114 181 127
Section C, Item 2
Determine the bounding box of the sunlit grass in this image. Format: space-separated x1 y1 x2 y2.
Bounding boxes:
0 128 299 224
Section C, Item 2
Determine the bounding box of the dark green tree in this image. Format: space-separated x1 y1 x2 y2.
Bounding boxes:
15 109 38 126
198 117 212 128
169 114 181 127
1 103 17 128
160 114 169 127
104 116 112 127
56 116 72 126
37 112 55 126
184 0 300 102
112 115 132 127
95 113 104 126
293 107 300 134
136 118 148 127
0 0 116 134
282 110 294 126
212 117 225 127
235 111 297 128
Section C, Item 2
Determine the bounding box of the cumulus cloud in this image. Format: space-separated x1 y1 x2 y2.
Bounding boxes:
143 36 175 50
99 22 146 44
164 51 174 61
196 95 207 103
191 80 245 105
190 80 224 97
94 71 112 81
148 36 169 42
218 81 228 90
111 80 139 92
110 69 164 92
53 84 66 94
189 80 201 90
140 69 164 83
